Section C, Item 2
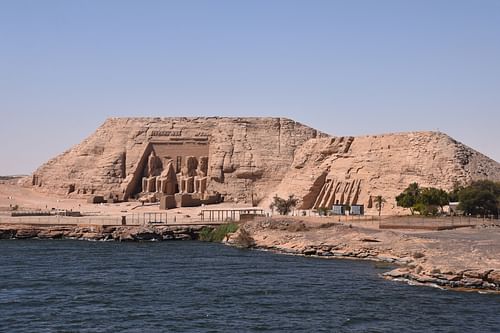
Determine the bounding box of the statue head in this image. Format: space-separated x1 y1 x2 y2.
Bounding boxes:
198 156 208 176
162 161 177 181
147 150 162 177
182 156 198 177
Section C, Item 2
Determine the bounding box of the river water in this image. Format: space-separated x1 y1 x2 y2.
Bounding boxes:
0 240 499 332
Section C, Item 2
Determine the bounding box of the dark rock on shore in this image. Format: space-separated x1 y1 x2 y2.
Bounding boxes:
0 224 211 242
383 268 500 292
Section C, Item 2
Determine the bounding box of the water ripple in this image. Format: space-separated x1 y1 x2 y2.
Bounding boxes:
0 240 499 332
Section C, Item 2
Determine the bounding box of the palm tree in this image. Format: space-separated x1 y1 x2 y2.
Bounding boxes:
374 195 386 217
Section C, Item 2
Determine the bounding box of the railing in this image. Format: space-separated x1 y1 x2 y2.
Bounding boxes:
0 215 122 226
3 210 83 217
10 211 53 217
379 216 499 230
200 209 265 222
0 212 222 226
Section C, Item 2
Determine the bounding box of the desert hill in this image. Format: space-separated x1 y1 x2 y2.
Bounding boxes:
27 117 500 213
266 131 500 212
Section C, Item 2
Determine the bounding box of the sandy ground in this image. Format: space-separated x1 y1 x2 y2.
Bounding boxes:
0 182 261 221
0 182 381 224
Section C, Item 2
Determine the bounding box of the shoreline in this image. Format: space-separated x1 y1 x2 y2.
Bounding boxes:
244 244 500 294
2 218 500 294
0 223 207 242
225 217 500 294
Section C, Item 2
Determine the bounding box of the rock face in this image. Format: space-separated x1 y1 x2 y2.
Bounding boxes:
266 131 500 214
27 117 500 212
28 117 323 203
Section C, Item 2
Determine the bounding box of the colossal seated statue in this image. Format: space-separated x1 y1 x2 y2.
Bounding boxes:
141 150 163 193
158 161 177 195
195 156 209 194
179 156 198 193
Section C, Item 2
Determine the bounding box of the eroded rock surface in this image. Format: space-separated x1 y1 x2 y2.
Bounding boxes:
0 224 206 242
26 118 500 213
267 132 500 214
28 117 322 204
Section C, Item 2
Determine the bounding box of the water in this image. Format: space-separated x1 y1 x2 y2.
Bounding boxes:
0 240 499 333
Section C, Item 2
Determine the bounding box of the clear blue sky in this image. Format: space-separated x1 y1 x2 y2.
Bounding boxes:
1 0 499 175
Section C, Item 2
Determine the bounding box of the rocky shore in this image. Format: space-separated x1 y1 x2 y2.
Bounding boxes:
226 217 500 293
2 218 500 293
0 224 207 241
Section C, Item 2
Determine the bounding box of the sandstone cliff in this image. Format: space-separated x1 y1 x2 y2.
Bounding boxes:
28 117 323 202
267 131 500 214
27 117 500 213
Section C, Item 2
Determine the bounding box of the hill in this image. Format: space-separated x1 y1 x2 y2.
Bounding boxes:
27 117 500 213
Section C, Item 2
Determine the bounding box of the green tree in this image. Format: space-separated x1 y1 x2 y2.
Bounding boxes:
420 187 449 215
397 183 452 216
395 182 421 215
458 180 500 218
413 202 439 216
448 182 464 202
270 195 299 215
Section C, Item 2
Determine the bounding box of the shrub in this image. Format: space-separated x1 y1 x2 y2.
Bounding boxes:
317 207 329 216
198 227 213 241
199 223 239 242
269 195 299 215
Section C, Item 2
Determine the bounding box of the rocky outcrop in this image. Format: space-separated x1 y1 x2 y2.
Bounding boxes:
383 267 500 291
27 117 322 203
27 117 500 212
267 132 500 214
0 224 210 241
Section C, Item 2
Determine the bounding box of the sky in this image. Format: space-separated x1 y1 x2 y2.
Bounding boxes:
1 0 499 175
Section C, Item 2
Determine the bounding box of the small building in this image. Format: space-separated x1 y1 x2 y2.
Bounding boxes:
350 205 364 216
446 202 461 215
332 204 346 215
